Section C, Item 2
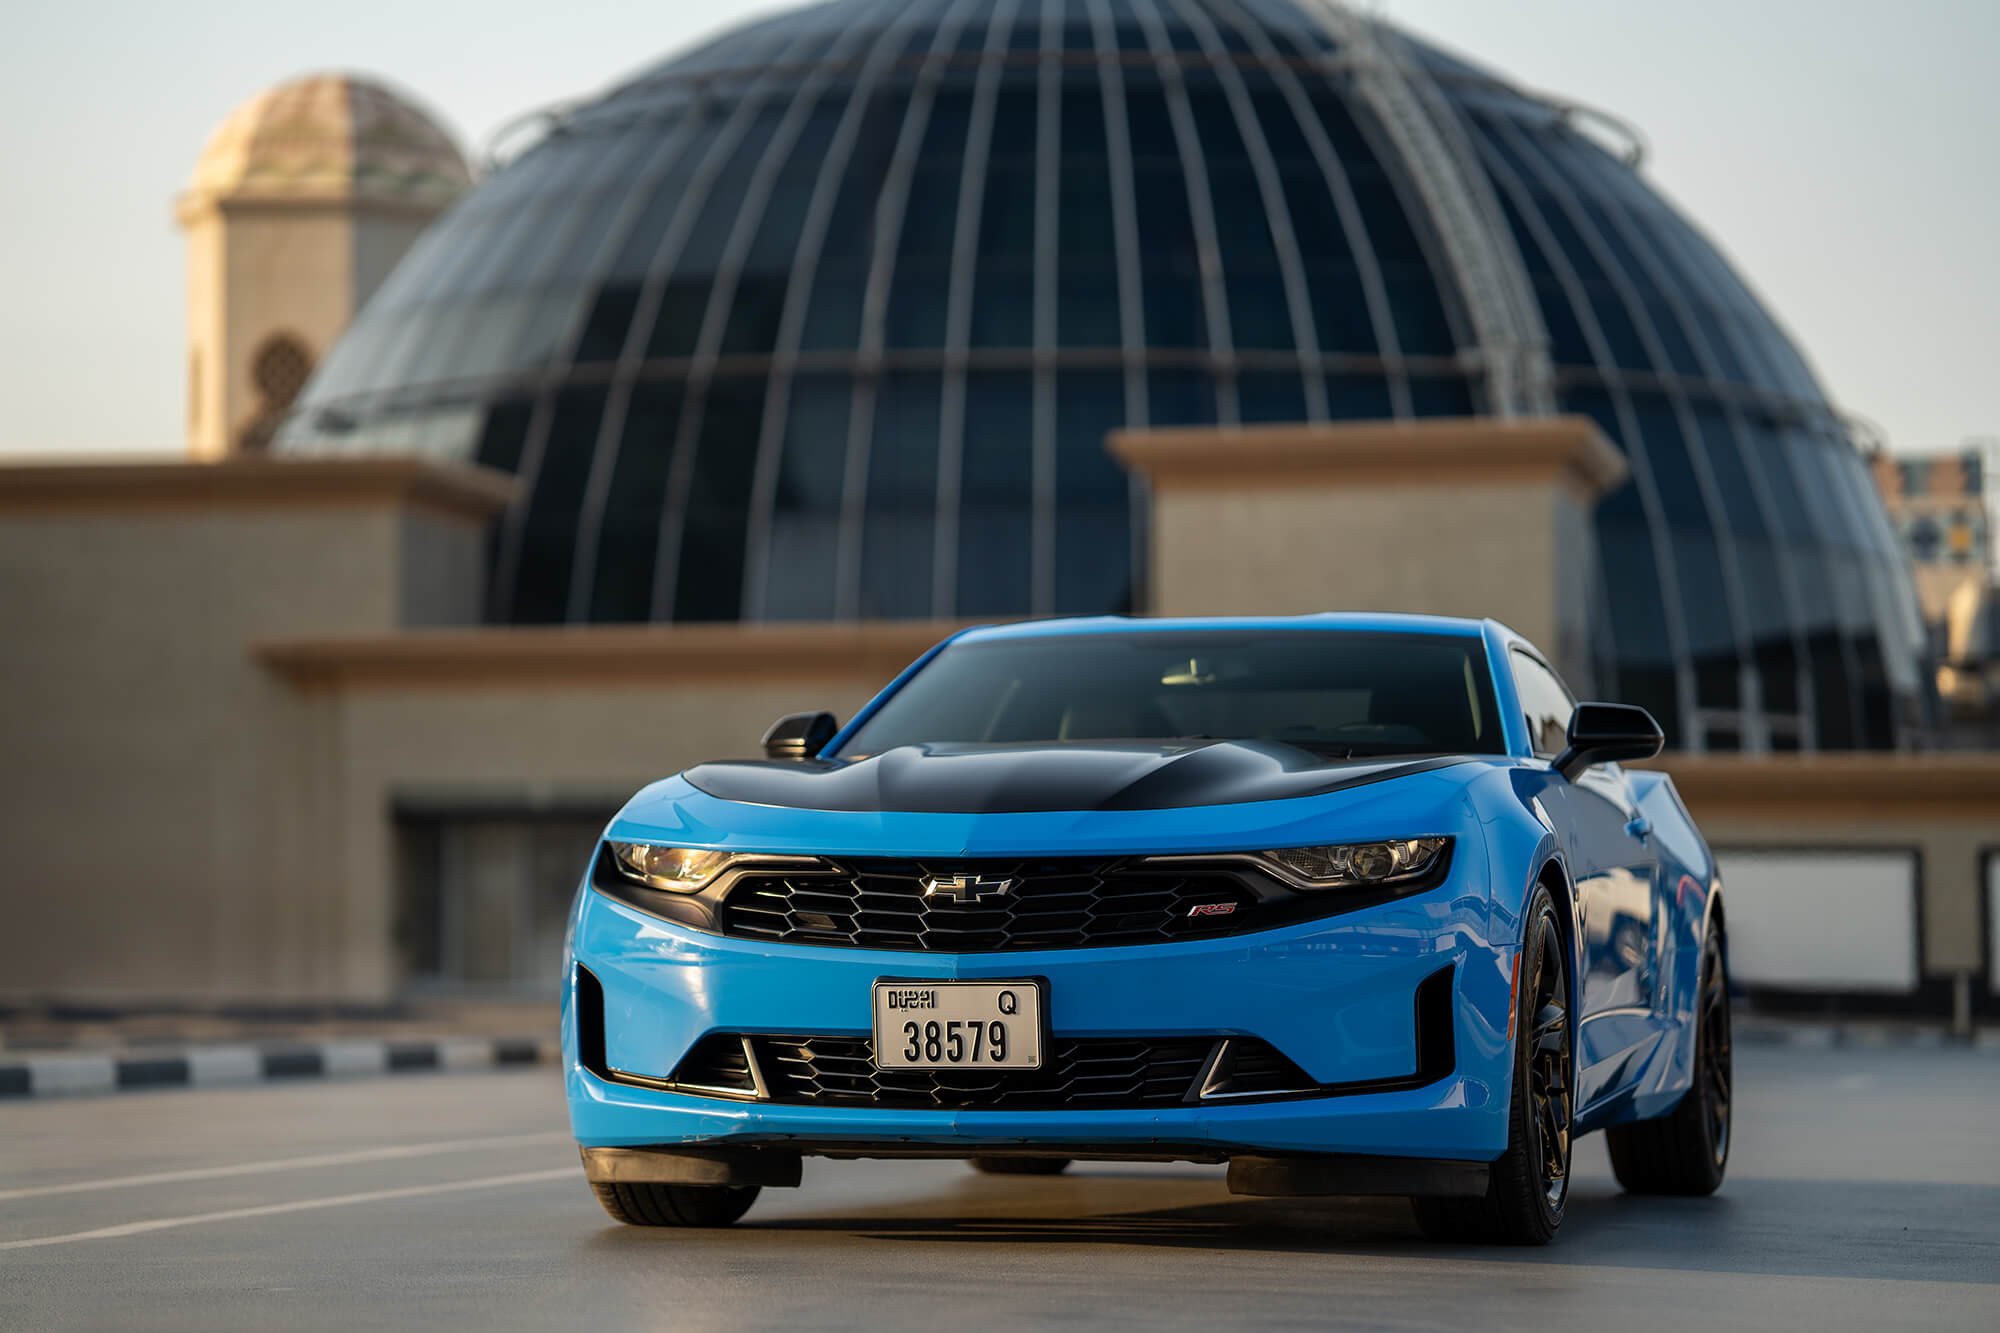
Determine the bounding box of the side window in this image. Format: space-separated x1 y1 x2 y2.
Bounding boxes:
1510 649 1576 759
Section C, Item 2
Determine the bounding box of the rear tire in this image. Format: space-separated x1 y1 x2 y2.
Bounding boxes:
590 1181 761 1227
1412 885 1572 1246
1606 928 1731 1196
969 1157 1072 1176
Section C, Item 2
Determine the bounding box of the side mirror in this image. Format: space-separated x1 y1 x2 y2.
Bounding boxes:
1553 702 1664 781
762 711 838 761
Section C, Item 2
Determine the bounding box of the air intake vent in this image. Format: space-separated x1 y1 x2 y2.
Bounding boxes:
1198 1038 1319 1099
668 1033 758 1095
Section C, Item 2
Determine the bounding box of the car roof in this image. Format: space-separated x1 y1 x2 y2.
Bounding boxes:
955 613 1505 643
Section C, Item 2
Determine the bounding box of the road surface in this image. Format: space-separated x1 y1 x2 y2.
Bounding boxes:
2 1042 1994 1330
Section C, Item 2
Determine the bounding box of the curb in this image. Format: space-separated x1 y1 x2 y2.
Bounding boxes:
0 1036 557 1100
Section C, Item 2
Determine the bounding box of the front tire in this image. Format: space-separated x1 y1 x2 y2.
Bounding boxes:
969 1157 1072 1176
1605 927 1731 1196
590 1181 761 1227
1412 885 1572 1245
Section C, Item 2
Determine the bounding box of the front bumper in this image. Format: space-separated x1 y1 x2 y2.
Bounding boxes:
564 868 1516 1163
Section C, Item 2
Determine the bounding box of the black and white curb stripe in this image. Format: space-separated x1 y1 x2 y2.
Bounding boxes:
0 1037 556 1099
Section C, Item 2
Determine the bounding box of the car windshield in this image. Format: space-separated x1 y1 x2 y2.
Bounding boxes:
838 630 1504 758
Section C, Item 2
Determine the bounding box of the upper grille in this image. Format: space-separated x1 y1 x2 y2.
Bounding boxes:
719 859 1258 952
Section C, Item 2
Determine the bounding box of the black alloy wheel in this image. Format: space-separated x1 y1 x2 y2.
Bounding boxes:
1605 927 1731 1195
1527 908 1573 1213
1412 885 1571 1244
1697 940 1732 1167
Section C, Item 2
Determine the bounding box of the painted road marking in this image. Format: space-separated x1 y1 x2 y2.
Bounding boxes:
0 1168 576 1250
0 1131 569 1202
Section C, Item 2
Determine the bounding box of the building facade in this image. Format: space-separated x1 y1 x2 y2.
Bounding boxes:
1873 445 1999 738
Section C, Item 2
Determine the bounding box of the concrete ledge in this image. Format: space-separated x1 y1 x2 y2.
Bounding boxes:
0 1035 555 1099
1108 415 1628 500
255 620 996 690
1646 752 2000 820
1737 1017 2000 1052
0 456 516 521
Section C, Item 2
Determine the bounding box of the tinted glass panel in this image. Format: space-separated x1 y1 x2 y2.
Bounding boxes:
1057 153 1120 347
1128 78 1206 349
763 374 851 620
957 372 1034 616
724 100 846 355
473 397 536 475
589 381 683 621
1054 370 1130 614
1147 368 1218 427
669 376 766 621
801 89 911 350
860 373 943 617
509 387 607 623
1239 370 1306 423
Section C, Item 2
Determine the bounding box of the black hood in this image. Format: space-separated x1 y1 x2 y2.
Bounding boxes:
679 740 1471 815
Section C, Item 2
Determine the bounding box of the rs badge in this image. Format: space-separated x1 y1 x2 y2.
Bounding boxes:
1186 902 1238 918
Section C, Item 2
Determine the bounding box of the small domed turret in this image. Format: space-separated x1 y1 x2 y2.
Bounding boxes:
177 73 469 459
183 72 469 209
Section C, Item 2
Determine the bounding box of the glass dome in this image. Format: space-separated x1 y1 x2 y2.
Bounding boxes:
278 0 1927 751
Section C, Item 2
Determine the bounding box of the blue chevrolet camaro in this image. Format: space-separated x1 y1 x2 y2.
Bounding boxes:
564 614 1732 1244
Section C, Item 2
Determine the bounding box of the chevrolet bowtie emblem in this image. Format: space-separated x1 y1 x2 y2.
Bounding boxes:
921 874 1016 903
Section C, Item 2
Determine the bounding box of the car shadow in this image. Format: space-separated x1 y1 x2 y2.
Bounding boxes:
705 1170 2000 1285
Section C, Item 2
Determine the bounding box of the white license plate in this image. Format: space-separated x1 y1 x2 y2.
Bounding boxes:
871 980 1043 1070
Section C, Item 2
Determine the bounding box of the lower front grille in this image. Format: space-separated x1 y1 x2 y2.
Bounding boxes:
757 1035 1220 1109
662 1033 1317 1110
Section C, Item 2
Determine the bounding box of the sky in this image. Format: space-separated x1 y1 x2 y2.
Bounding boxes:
1 0 1994 459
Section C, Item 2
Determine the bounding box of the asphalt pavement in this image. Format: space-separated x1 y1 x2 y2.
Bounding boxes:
2 1042 1994 1331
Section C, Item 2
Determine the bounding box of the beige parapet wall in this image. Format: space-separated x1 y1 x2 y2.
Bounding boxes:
1109 416 1627 694
255 621 985 691
0 455 515 518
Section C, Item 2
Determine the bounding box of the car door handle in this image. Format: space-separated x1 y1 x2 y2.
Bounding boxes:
1625 816 1652 841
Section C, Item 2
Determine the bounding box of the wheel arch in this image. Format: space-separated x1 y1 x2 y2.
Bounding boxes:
1704 882 1729 981
1532 855 1584 1071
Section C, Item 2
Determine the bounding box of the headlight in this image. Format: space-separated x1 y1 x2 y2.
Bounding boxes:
1259 837 1451 889
607 843 736 893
